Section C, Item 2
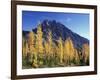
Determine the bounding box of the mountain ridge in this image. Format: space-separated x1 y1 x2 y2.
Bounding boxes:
23 19 89 48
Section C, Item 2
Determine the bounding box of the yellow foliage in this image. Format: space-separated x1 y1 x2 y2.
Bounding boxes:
63 37 75 64
82 43 89 64
22 24 89 67
28 31 36 54
22 37 29 57
58 37 63 63
48 31 53 55
44 41 49 54
44 31 53 60
74 49 80 64
28 31 37 63
36 24 44 54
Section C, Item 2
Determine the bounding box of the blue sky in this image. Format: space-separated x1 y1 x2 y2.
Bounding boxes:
22 11 90 40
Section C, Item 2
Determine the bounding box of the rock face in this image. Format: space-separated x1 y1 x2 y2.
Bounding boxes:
23 19 89 48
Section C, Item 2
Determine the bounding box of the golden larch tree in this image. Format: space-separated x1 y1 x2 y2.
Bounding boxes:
22 37 29 58
36 24 44 54
44 31 53 63
63 37 75 65
58 37 63 63
82 43 89 65
48 31 53 56
74 48 80 65
28 31 37 63
44 41 49 55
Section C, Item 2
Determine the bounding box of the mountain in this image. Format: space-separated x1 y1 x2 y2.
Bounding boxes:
23 19 89 48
